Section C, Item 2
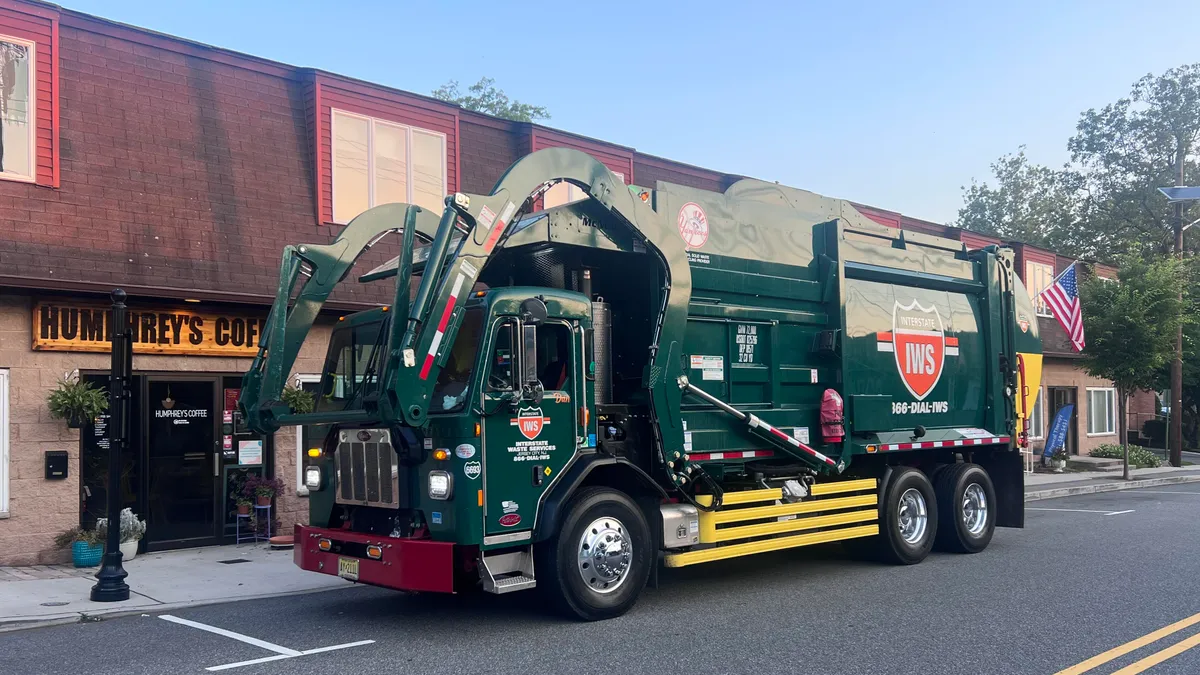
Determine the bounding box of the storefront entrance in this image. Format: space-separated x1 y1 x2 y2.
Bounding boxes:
1048 386 1078 455
81 373 272 551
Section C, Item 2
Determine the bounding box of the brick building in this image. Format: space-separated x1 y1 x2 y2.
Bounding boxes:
0 0 1150 565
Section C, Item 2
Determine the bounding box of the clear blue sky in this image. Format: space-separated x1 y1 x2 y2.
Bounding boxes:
65 0 1200 224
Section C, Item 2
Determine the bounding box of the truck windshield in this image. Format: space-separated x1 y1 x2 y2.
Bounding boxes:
430 307 483 414
317 319 386 412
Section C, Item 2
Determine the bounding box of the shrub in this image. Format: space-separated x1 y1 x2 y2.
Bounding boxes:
54 526 102 549
1090 444 1162 468
96 508 146 544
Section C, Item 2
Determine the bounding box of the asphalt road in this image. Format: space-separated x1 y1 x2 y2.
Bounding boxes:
4 486 1200 675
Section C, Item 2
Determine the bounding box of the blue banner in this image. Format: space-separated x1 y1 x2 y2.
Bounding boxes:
1044 404 1074 457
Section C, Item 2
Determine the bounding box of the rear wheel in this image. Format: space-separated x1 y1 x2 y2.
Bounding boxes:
933 463 996 553
535 487 652 621
877 467 938 565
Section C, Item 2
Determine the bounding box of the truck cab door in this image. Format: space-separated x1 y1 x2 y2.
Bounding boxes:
480 318 580 536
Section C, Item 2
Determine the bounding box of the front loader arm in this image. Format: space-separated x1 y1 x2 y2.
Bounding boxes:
239 203 441 433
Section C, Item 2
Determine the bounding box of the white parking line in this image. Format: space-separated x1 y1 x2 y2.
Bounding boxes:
1027 507 1135 516
1132 490 1200 495
158 614 374 671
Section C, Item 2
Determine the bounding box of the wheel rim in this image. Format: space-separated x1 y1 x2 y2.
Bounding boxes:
896 488 928 545
962 482 988 536
577 516 632 594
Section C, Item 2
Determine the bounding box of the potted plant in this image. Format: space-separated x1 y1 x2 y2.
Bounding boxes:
46 371 108 429
54 526 104 568
281 384 315 414
236 497 252 515
243 474 287 507
1050 448 1069 473
96 508 146 561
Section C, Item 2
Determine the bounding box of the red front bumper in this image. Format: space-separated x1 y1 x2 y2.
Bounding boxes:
294 524 456 593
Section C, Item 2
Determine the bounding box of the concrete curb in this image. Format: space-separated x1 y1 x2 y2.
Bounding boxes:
0 583 354 634
1024 474 1200 502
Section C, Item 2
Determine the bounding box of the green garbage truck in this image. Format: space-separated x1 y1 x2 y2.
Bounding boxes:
238 147 1043 620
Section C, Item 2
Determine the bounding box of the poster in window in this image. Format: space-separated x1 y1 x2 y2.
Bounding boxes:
0 37 33 179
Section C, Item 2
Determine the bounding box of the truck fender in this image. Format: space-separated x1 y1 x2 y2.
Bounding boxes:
533 454 668 544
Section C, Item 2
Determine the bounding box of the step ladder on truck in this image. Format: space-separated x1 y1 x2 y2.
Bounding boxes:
238 147 1043 620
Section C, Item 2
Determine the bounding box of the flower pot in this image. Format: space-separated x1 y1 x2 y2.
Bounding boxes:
1051 458 1066 473
71 541 103 568
256 495 272 507
120 540 138 561
237 503 251 515
67 414 84 429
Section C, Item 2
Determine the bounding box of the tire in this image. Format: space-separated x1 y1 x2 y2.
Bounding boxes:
933 463 996 554
535 487 653 621
877 467 938 565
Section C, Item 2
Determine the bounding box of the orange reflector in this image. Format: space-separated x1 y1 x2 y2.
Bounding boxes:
317 538 332 551
478 489 484 507
307 448 322 458
381 306 389 312
866 445 877 454
474 422 481 437
338 316 345 322
475 290 487 297
433 448 449 461
579 406 589 427
366 545 383 560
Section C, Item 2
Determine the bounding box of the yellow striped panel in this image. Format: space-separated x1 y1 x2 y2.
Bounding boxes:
702 493 877 526
810 478 877 496
695 488 781 507
703 508 877 543
665 524 879 567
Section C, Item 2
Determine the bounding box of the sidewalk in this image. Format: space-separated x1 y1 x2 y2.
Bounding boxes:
1024 465 1200 501
0 544 351 632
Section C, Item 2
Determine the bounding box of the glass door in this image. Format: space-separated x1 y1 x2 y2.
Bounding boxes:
145 378 219 547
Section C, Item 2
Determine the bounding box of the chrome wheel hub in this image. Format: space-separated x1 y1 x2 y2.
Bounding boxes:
897 488 928 545
962 482 988 536
577 517 632 594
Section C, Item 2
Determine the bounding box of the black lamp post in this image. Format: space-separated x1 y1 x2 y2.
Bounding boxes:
91 289 131 602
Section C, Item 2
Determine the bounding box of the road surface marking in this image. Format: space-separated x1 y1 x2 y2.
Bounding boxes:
158 614 374 671
159 615 301 655
206 641 376 671
1052 610 1200 675
1110 630 1200 674
1132 490 1200 495
1027 507 1134 516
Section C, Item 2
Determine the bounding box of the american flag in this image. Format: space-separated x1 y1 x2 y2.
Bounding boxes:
1041 263 1085 352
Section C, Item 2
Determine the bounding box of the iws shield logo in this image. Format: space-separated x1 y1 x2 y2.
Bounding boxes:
511 406 550 440
880 300 951 401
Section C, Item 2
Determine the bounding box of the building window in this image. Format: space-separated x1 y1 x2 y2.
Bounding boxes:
1028 386 1046 440
293 374 322 495
1087 387 1116 436
331 109 447 224
0 369 8 517
544 172 624 209
1025 261 1055 318
0 35 35 182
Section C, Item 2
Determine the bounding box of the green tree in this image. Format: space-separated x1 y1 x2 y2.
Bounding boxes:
956 149 1085 255
432 77 549 123
1067 64 1200 258
1079 254 1185 478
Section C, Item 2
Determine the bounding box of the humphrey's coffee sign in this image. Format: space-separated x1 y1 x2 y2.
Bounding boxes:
33 302 268 357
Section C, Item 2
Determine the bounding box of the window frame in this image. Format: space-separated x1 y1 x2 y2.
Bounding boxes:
1086 387 1117 437
0 33 37 184
1025 261 1055 318
1028 385 1046 440
330 108 448 225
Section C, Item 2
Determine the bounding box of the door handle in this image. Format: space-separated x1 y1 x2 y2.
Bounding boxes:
213 452 219 477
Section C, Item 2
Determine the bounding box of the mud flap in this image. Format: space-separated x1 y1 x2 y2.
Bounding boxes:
978 451 1024 528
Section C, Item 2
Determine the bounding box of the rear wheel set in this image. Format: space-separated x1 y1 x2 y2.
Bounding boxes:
853 463 996 564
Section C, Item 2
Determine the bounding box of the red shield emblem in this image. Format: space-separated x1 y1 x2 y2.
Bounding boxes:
511 406 549 440
892 300 945 401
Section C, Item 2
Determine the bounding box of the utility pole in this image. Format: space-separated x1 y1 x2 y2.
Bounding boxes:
1171 151 1185 469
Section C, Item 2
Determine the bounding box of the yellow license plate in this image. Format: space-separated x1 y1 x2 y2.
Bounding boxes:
337 556 359 581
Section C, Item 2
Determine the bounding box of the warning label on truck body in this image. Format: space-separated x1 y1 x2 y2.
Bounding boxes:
690 355 724 381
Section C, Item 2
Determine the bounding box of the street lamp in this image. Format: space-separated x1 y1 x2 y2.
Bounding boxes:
91 289 131 602
1157 186 1200 468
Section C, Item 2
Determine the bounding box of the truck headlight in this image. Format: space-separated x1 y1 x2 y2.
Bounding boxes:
428 470 453 500
304 466 322 490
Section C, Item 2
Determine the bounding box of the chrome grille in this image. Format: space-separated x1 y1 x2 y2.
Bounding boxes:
335 429 399 507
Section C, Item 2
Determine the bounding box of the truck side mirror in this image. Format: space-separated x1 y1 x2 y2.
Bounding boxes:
521 323 540 402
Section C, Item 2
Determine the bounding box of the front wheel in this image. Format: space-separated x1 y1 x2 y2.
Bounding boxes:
535 487 653 621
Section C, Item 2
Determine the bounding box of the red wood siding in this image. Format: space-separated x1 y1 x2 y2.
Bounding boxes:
854 204 901 229
899 215 946 237
956 230 1001 250
633 153 736 192
530 126 633 184
0 2 57 186
315 74 458 224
